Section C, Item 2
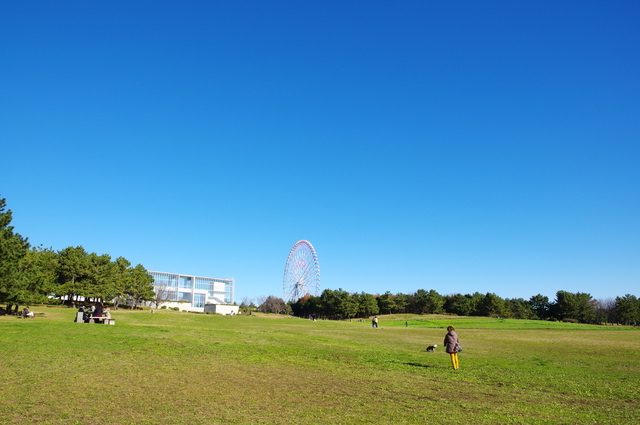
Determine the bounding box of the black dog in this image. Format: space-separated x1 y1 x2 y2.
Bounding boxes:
426 344 438 352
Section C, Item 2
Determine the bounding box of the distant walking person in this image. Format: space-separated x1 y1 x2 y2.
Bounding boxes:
372 316 379 329
444 326 460 370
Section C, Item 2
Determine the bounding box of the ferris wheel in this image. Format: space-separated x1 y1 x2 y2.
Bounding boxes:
283 240 321 302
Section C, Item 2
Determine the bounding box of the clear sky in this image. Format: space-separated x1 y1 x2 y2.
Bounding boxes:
2 1 638 304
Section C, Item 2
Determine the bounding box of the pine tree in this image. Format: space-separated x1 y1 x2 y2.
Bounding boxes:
0 196 31 311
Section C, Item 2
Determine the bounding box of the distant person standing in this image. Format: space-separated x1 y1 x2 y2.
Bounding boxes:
444 326 460 370
372 316 378 329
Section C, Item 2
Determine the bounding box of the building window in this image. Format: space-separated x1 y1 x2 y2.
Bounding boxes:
194 293 205 308
179 276 192 289
195 277 211 290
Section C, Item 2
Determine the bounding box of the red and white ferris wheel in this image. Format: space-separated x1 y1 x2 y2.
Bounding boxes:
283 240 320 302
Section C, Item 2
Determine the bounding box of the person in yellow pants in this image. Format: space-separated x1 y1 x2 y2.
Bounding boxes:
450 351 459 369
444 326 461 370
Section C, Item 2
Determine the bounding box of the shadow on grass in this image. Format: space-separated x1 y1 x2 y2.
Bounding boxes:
403 362 432 368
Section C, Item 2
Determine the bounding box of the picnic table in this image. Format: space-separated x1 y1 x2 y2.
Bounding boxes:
90 316 115 325
75 312 115 325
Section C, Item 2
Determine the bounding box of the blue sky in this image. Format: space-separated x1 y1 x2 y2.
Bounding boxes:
2 1 638 303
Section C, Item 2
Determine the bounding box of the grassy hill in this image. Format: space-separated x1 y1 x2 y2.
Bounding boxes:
1 307 638 424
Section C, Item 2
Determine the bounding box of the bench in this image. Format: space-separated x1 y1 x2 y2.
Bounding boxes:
89 316 115 325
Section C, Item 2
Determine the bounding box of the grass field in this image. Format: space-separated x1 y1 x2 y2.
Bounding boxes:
1 307 638 425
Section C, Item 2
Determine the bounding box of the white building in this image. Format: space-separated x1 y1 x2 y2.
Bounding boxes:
148 270 238 314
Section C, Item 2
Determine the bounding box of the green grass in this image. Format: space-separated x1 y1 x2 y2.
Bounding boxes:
1 307 638 424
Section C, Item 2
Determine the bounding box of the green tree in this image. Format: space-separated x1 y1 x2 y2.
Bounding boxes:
15 246 59 306
614 294 639 325
126 264 155 309
355 292 379 318
111 256 132 309
338 291 359 319
413 289 429 313
443 293 475 316
85 252 115 302
299 295 322 318
290 295 311 317
427 290 446 314
458 292 486 316
0 196 31 312
377 291 396 314
505 298 536 319
319 289 340 318
529 294 550 319
477 292 508 317
56 246 90 304
393 293 409 313
551 291 595 323
414 289 445 314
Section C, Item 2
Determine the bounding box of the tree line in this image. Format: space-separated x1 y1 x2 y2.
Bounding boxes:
0 196 155 313
3 194 638 324
254 288 639 326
